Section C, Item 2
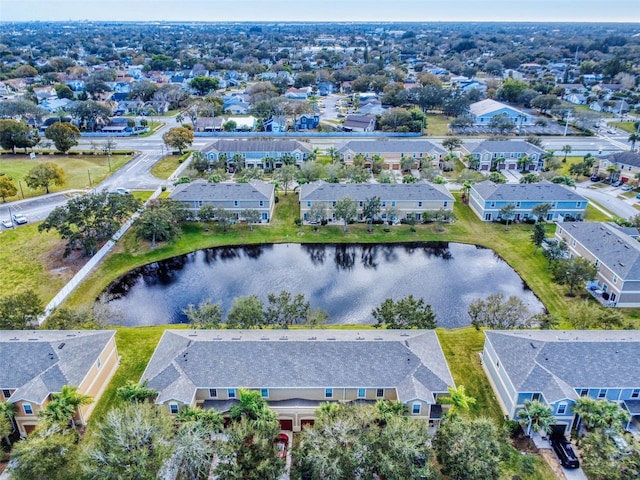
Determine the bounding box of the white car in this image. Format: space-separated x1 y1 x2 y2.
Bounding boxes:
12 213 27 225
1 219 12 228
110 187 131 195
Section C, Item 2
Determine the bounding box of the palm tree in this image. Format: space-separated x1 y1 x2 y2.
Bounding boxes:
0 401 17 445
462 180 473 203
442 385 476 416
41 385 93 427
573 397 630 435
517 399 554 437
606 164 619 183
517 155 533 173
499 203 517 231
561 145 572 162
628 133 640 152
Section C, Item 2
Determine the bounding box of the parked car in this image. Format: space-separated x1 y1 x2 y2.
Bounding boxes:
635 193 640 199
551 435 580 469
612 181 622 187
111 187 131 195
12 213 27 225
1 219 12 228
590 175 601 182
622 185 634 191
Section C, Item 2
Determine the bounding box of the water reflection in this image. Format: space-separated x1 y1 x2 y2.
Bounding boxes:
101 242 544 328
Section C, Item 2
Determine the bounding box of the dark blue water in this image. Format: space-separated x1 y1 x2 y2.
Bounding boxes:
101 242 544 327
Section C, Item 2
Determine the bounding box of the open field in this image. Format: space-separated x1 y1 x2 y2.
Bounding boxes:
0 153 133 201
425 114 451 136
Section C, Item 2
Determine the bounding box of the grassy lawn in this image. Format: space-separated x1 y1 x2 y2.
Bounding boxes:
585 203 612 221
0 154 133 201
0 222 77 301
88 325 187 425
425 114 451 136
610 121 638 134
150 152 190 179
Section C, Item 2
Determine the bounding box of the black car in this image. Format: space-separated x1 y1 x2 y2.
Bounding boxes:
551 435 580 469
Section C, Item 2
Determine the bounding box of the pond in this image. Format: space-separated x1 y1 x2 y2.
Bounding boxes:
100 242 544 328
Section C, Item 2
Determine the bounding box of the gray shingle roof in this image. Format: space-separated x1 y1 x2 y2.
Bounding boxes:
300 180 454 202
472 180 587 202
142 330 454 405
0 330 115 403
338 140 446 154
203 140 312 154
485 330 640 403
559 222 640 280
599 152 640 168
169 180 274 203
466 140 545 155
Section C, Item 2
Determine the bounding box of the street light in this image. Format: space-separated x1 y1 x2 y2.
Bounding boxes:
18 180 24 199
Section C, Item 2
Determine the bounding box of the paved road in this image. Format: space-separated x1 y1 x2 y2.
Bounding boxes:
576 183 639 219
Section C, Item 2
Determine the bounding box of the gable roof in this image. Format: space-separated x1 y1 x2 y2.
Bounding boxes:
558 222 640 280
470 99 528 117
465 140 546 155
471 180 586 203
142 330 454 405
338 140 446 155
203 140 312 154
343 114 376 129
169 180 274 203
485 330 640 403
599 152 640 168
300 180 454 203
0 330 116 403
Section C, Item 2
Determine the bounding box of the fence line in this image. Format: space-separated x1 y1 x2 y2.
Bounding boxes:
194 131 421 138
40 186 164 323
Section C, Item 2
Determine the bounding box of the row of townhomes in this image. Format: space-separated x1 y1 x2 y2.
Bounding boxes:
4 328 640 439
469 181 588 222
299 181 454 223
556 222 640 307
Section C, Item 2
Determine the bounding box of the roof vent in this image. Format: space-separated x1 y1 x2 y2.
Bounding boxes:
279 336 288 341
356 336 364 340
9 337 18 341
307 336 317 340
400 333 410 337
58 342 65 349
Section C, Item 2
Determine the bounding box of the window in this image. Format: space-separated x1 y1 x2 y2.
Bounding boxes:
325 388 333 399
234 201 238 207
557 403 567 415
228 388 236 399
632 389 640 399
598 389 607 399
418 201 422 207
332 201 336 207
307 201 311 207
532 393 541 401
576 202 582 208
496 360 500 369
2 390 11 399
96 358 101 369
613 275 618 284
443 201 448 207
376 388 384 398
23 403 33 415
169 403 179 414
209 389 218 398
516 202 521 208
579 389 589 397
259 201 264 207
412 403 421 415
261 388 269 398
391 201 396 207
359 201 363 207
357 388 366 398
490 202 495 208
381 201 386 207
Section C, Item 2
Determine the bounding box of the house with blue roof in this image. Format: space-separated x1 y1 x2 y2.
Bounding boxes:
469 181 587 222
483 330 640 434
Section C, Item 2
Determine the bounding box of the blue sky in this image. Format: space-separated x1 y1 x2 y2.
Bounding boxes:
1 0 639 22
